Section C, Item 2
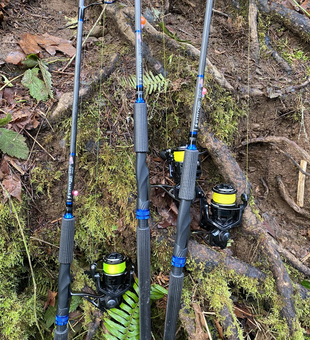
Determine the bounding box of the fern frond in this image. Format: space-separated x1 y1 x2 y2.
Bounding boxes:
103 280 167 339
120 71 169 95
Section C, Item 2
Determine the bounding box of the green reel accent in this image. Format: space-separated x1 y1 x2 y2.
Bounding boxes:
103 253 126 275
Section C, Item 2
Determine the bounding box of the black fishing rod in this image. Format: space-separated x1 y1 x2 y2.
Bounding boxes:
163 1 214 339
134 1 151 338
54 1 126 339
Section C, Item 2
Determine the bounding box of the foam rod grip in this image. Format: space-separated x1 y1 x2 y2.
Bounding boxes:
137 224 151 340
179 149 199 201
134 102 148 153
163 271 184 340
59 217 75 264
54 328 68 340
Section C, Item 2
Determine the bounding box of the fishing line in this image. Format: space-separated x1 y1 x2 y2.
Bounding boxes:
246 0 251 191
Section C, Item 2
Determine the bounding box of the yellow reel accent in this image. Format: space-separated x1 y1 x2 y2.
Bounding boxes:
174 151 185 162
103 262 126 275
213 192 236 205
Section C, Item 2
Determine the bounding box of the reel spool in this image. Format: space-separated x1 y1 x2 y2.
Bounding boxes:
73 252 134 311
199 184 247 249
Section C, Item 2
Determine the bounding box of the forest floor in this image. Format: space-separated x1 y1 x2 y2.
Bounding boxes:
0 0 310 339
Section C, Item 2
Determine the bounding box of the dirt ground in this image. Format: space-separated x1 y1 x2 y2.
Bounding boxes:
1 0 310 338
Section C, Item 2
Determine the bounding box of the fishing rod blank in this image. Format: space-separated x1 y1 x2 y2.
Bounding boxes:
54 1 116 338
54 1 84 337
163 1 214 339
134 1 151 338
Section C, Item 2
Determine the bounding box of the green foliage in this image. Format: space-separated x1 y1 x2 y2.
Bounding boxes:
301 280 310 290
103 281 167 340
158 22 191 44
21 55 53 101
0 127 29 159
0 113 12 127
120 71 169 95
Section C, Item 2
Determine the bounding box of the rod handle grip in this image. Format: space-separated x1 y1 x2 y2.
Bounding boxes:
163 271 184 340
54 328 68 340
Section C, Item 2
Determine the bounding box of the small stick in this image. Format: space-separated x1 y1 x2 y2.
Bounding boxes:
30 236 60 248
203 313 213 340
24 130 56 161
0 74 23 91
297 160 307 207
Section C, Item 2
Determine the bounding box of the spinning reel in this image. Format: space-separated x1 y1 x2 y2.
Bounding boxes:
72 252 134 311
198 184 248 249
157 147 202 200
160 147 202 185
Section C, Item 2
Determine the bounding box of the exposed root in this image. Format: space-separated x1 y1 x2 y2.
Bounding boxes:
105 4 165 75
256 0 310 41
51 53 119 119
277 175 310 219
275 241 310 277
85 309 103 340
198 126 303 337
241 136 310 164
188 240 310 298
265 34 292 74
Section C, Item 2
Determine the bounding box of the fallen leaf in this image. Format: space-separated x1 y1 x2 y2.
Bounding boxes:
43 290 57 311
19 33 76 57
192 303 209 340
2 172 21 202
4 155 25 175
5 47 26 65
3 88 15 105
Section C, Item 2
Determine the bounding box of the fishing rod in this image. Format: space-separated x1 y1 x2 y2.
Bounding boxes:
54 1 136 339
134 0 152 338
163 1 246 338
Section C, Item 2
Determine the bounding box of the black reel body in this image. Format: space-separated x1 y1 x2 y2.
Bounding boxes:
199 184 247 249
160 146 201 185
72 252 134 311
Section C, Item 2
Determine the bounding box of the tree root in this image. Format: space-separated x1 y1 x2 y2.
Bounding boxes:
85 309 103 340
51 53 119 119
105 4 165 75
256 0 310 41
198 125 306 337
265 34 292 74
241 136 310 164
277 175 310 219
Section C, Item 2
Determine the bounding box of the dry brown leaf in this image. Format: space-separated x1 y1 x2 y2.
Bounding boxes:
2 173 22 202
18 33 76 57
43 290 57 311
5 47 26 65
4 155 25 175
3 88 15 106
192 303 209 340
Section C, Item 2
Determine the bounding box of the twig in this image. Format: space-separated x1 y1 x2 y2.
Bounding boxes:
277 175 310 219
61 5 107 72
24 130 56 161
1 184 44 340
270 143 310 176
212 9 229 17
0 74 23 91
240 136 310 164
203 314 213 340
30 236 60 248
